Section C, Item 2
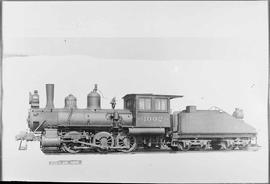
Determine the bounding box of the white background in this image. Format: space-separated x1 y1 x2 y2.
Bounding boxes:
2 1 269 182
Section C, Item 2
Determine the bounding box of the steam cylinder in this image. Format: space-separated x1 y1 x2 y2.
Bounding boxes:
87 84 101 110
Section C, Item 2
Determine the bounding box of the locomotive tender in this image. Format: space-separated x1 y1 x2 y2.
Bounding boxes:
16 84 257 153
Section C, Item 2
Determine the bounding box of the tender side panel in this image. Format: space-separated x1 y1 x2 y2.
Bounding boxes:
177 110 257 134
173 132 256 139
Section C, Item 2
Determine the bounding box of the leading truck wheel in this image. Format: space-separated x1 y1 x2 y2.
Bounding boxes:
63 143 81 154
116 133 137 153
62 131 82 154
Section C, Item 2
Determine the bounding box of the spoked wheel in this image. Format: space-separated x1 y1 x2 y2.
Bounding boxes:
116 133 137 153
160 139 169 150
179 142 191 151
170 146 179 151
170 142 191 151
211 144 222 150
211 141 233 151
189 145 201 151
219 142 228 150
62 131 82 154
225 143 234 150
93 131 114 153
238 144 248 150
200 145 208 151
211 141 223 150
200 143 210 151
62 142 81 154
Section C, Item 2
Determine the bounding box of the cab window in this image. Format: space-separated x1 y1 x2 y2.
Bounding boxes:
125 99 133 109
154 98 168 111
138 98 151 111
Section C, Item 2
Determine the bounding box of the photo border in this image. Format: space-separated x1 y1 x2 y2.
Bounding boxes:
0 0 268 183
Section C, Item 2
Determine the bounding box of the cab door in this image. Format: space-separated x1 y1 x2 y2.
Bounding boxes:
124 97 136 126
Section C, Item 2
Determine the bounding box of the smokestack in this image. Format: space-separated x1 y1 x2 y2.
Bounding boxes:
46 84 54 109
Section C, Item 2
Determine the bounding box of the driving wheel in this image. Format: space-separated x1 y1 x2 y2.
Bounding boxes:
93 131 114 152
116 133 137 153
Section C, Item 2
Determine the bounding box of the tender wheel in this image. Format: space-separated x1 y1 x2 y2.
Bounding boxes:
180 142 191 151
170 146 179 151
169 142 190 151
225 143 234 150
93 131 114 152
219 142 228 150
211 141 222 150
116 133 137 153
200 142 210 151
211 141 233 151
238 144 248 150
200 144 208 151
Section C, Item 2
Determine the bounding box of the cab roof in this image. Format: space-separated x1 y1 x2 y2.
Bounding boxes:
122 94 183 99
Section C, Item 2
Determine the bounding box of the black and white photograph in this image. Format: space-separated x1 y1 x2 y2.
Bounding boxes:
1 1 269 183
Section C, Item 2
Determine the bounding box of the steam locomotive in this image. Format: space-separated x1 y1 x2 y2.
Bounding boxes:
16 84 257 153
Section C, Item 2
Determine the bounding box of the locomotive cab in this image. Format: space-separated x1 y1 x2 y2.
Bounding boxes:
123 94 182 128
